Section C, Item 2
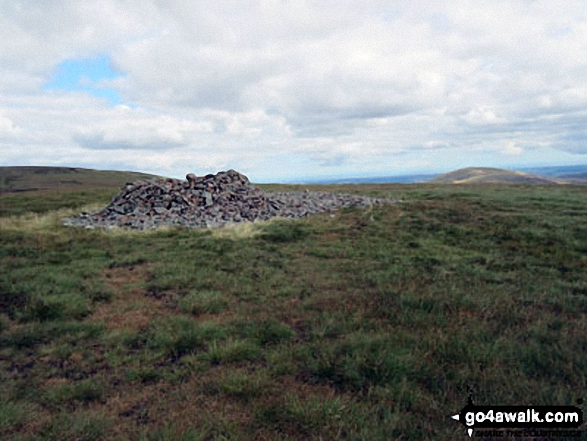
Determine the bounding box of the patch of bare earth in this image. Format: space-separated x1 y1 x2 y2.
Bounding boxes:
91 263 167 332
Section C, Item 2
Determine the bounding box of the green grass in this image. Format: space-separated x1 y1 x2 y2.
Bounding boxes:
1 183 586 439
0 166 161 193
179 290 227 315
44 378 106 407
0 188 116 216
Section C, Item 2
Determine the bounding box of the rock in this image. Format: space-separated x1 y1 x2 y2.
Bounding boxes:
186 173 196 188
63 169 397 230
203 191 213 207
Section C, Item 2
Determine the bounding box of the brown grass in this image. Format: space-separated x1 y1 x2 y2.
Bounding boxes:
92 264 167 332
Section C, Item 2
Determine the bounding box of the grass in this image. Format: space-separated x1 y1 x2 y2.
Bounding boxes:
179 290 227 315
0 166 161 194
0 189 115 217
0 182 586 439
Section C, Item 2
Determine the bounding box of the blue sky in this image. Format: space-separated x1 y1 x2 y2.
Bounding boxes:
0 1 586 182
44 54 123 105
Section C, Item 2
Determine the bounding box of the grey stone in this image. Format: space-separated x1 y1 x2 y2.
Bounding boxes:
62 169 398 230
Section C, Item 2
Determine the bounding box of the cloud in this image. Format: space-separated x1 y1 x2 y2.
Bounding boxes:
72 110 204 150
552 132 587 154
115 5 453 130
0 114 22 137
461 106 506 125
1 0 587 181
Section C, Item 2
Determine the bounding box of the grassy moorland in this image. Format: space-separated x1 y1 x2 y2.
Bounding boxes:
0 189 116 218
0 183 586 440
0 167 161 217
0 167 161 194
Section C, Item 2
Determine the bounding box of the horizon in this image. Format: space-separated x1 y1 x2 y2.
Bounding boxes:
2 162 585 185
1 2 587 182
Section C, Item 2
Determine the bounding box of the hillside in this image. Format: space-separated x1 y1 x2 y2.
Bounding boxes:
301 173 438 184
1 182 586 439
0 166 163 194
560 172 587 184
429 167 562 184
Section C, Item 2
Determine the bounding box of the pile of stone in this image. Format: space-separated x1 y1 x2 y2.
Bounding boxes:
63 170 395 230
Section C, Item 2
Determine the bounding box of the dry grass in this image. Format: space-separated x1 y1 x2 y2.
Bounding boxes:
91 264 166 332
209 217 279 240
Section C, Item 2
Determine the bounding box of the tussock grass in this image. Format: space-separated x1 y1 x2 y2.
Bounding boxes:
0 203 104 233
179 290 227 315
0 200 279 240
209 219 267 239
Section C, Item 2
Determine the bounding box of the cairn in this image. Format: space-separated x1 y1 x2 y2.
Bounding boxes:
63 170 395 230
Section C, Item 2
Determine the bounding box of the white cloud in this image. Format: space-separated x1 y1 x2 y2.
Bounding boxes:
72 109 212 150
0 114 22 137
1 0 587 180
461 106 506 125
501 141 524 156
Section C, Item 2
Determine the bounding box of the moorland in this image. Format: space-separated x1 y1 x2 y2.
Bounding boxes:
1 168 586 440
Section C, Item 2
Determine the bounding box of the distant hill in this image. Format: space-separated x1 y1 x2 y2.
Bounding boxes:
0 166 164 195
561 172 587 179
559 172 587 184
301 173 438 184
429 167 563 184
517 164 587 178
298 164 587 185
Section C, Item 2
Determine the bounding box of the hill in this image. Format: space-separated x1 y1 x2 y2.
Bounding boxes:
428 167 562 184
0 166 167 217
300 173 438 184
0 166 163 194
295 165 587 185
560 172 587 184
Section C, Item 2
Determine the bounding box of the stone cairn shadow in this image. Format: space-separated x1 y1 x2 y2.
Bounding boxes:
64 170 396 230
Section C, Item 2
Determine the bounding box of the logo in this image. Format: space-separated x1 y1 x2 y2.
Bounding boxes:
449 394 583 438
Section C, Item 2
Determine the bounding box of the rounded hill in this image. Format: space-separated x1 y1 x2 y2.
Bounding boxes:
429 167 561 184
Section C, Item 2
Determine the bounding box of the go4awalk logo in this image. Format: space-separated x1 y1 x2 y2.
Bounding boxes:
449 396 583 438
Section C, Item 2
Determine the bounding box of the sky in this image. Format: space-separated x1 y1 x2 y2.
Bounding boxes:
1 1 586 182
